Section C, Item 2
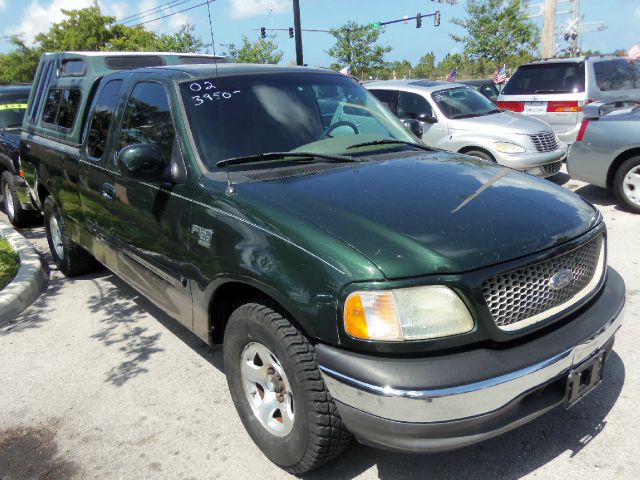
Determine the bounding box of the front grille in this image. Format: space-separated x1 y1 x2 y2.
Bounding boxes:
530 131 560 152
482 235 604 331
542 161 562 175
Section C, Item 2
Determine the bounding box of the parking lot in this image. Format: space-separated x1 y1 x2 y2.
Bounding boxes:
0 166 638 480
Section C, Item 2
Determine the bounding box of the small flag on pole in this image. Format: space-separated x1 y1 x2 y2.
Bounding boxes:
445 68 457 82
339 65 351 76
493 64 507 84
628 44 640 61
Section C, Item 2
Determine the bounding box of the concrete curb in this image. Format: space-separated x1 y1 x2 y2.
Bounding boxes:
0 221 48 325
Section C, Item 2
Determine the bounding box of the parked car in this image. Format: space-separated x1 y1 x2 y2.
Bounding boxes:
21 52 625 473
497 55 640 144
0 84 39 227
366 80 566 177
458 79 501 103
567 100 640 212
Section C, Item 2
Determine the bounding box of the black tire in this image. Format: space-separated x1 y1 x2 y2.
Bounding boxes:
464 149 495 162
613 156 640 214
223 301 352 474
1 171 37 228
43 196 95 276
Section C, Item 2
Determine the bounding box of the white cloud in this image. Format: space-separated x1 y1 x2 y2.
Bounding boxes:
0 0 6 11
11 0 94 43
229 0 290 20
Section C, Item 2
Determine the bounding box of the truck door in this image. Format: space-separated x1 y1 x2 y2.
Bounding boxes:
80 79 195 327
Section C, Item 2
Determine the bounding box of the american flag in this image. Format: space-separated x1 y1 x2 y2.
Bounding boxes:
493 64 507 84
445 68 457 82
628 44 640 61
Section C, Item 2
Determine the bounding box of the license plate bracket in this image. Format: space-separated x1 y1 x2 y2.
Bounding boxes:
564 351 606 409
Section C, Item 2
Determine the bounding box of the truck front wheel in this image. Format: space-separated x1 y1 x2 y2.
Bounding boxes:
43 196 94 276
223 301 352 474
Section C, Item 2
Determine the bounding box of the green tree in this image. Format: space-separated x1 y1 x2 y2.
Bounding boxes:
225 35 283 64
0 36 42 84
327 22 392 79
450 0 539 68
414 52 436 78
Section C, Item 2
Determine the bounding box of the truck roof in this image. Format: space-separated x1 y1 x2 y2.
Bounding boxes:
119 63 339 79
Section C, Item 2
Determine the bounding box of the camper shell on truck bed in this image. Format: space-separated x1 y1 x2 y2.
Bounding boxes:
19 55 625 474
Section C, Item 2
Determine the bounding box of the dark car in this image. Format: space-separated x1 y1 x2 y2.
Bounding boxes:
0 84 39 226
459 79 501 103
20 53 625 473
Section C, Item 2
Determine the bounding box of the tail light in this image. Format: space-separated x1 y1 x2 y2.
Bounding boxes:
547 101 582 112
576 119 590 142
496 101 524 112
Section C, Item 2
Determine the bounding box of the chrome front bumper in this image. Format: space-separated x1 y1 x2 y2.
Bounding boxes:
320 269 624 427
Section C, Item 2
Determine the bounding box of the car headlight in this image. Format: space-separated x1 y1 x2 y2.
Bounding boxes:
343 286 474 341
494 142 526 154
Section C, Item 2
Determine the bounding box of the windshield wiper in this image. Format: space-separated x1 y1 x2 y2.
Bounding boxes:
486 109 502 115
216 151 356 168
451 113 483 119
346 139 435 152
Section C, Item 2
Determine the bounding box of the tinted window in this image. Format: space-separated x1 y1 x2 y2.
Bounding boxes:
502 63 585 94
397 91 433 118
105 56 165 69
118 82 175 163
179 56 229 64
594 59 640 91
432 87 498 119
42 88 81 129
480 83 499 102
61 59 86 76
86 80 123 159
0 91 29 129
369 89 397 113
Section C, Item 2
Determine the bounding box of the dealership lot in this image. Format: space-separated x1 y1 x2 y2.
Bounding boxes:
1 167 639 480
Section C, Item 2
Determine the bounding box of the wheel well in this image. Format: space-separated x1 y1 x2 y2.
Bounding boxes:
209 282 297 344
606 148 640 188
458 146 495 161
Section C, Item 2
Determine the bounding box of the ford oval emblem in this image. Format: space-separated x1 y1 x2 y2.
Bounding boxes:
549 269 573 290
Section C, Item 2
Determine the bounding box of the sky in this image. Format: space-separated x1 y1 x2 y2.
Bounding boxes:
0 0 638 67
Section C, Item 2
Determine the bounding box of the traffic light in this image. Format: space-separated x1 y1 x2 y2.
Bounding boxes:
260 27 266 39
416 13 422 28
289 27 294 38
370 21 381 29
434 11 441 27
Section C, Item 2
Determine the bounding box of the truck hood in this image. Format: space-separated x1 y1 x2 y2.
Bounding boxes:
229 152 598 279
449 111 552 135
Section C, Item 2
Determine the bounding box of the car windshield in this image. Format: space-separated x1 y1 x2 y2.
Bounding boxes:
502 63 585 95
0 92 29 129
431 87 500 119
179 72 415 170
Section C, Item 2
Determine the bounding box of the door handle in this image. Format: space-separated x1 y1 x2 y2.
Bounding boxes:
101 183 116 201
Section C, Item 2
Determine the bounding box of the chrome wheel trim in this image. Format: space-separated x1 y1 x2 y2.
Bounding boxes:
240 342 295 437
4 181 14 219
622 165 640 206
49 215 64 260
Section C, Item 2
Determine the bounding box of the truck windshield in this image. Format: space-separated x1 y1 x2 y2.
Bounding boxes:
0 92 29 129
179 73 414 170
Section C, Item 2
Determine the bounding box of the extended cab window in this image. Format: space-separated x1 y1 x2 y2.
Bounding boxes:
41 88 82 129
86 80 123 159
118 82 175 163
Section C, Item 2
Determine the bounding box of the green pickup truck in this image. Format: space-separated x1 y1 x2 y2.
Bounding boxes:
20 52 625 473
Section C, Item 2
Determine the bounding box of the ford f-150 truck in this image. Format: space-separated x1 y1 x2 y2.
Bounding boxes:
20 52 625 473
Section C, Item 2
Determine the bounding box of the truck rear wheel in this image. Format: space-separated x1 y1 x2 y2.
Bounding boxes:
223 301 351 474
43 196 95 276
614 156 640 213
1 171 37 228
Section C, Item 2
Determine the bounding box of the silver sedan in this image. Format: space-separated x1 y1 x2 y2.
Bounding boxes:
365 80 567 178
567 101 640 213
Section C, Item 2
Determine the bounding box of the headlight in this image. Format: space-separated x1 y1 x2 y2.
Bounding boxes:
494 142 526 154
343 286 474 341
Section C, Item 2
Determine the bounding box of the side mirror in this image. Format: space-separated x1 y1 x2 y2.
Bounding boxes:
417 113 438 124
402 118 424 138
117 144 168 181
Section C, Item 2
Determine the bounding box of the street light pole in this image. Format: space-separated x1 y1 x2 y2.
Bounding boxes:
293 0 303 65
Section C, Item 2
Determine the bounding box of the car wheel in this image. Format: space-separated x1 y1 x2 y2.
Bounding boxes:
1 171 36 228
223 301 352 474
464 149 495 162
613 156 640 214
43 196 95 276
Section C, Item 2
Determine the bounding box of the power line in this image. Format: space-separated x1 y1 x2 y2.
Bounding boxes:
117 0 187 24
131 0 211 27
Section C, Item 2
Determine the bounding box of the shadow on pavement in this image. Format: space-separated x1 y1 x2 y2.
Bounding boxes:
305 351 625 480
572 185 618 208
549 172 571 186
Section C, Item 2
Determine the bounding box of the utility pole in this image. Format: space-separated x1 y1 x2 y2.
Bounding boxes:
541 0 557 58
292 0 303 66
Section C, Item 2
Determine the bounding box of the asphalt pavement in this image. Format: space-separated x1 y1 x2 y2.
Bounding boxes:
1 167 639 480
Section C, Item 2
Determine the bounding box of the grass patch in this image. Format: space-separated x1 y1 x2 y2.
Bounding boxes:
0 237 19 290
